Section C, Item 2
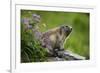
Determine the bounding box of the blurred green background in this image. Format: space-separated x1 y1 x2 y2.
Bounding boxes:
21 10 89 62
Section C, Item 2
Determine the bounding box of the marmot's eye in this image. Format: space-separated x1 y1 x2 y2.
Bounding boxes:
66 26 72 30
65 26 68 27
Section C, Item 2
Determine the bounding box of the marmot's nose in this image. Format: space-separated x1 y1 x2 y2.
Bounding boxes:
70 27 72 31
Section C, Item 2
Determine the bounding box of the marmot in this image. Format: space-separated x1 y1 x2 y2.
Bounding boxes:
41 25 72 56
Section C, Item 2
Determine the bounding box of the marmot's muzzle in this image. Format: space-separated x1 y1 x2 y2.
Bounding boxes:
64 25 72 33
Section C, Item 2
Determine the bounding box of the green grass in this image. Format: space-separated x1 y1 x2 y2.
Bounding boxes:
21 10 90 62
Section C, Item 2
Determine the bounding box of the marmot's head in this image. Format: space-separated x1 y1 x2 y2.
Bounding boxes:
60 25 72 37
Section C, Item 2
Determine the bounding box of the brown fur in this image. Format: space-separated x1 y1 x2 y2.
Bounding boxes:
41 25 72 56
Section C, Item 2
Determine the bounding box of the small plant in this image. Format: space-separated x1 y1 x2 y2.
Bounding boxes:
21 14 48 63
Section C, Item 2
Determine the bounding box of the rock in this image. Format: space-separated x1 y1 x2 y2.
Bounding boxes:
47 57 66 61
57 50 85 60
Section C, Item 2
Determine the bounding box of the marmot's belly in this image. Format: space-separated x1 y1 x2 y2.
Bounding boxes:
49 35 61 49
